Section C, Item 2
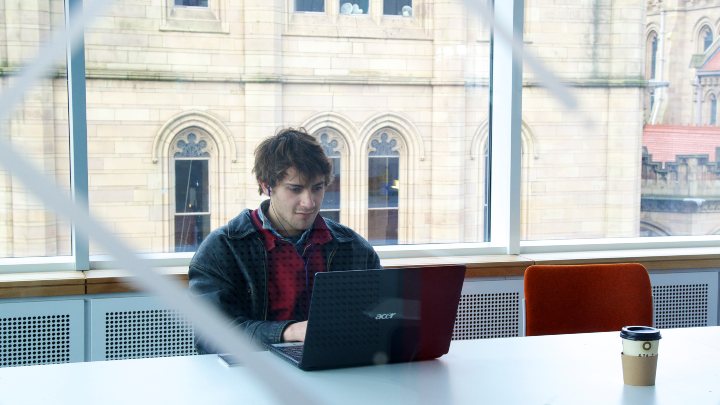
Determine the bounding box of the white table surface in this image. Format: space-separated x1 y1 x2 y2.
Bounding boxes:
0 326 718 405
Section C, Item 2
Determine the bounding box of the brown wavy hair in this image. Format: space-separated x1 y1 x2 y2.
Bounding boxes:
252 127 333 194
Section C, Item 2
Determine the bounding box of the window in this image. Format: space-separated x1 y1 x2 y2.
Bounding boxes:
645 31 659 124
173 133 211 252
296 0 324 12
368 132 399 245
647 31 658 80
649 90 655 114
340 0 368 14
702 25 714 52
9 0 720 275
523 1 644 241
642 11 720 237
175 0 208 6
384 0 412 16
317 132 341 223
162 0 227 33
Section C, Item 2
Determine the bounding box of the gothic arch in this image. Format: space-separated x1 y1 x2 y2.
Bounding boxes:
693 18 713 40
645 23 659 38
693 18 714 52
639 220 670 237
645 28 659 79
301 111 358 155
355 113 424 243
358 112 424 161
469 119 537 240
151 110 237 250
152 110 236 164
469 120 538 160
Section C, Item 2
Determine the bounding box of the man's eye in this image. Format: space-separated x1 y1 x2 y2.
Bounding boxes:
313 185 325 192
289 187 302 193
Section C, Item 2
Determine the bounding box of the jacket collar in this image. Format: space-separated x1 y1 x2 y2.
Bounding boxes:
249 204 332 251
226 203 353 243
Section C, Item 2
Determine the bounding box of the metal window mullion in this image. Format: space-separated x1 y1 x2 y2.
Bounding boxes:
489 0 523 254
66 0 90 271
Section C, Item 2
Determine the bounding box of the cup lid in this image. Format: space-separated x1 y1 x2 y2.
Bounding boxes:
620 325 661 341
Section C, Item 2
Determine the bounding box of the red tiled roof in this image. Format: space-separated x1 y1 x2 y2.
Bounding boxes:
643 125 720 163
700 48 720 72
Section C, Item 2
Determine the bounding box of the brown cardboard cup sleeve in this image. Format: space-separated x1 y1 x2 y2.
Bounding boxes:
621 353 658 386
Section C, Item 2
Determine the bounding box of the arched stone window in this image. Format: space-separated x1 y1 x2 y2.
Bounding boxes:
647 31 658 80
368 130 401 245
699 24 714 52
471 121 537 241
710 94 718 125
172 128 212 252
315 129 343 223
152 110 236 252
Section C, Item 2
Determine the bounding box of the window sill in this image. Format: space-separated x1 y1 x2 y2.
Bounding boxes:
84 268 189 295
0 271 85 298
1 247 719 298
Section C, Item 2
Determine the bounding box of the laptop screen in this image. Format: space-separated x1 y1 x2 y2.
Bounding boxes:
289 265 465 370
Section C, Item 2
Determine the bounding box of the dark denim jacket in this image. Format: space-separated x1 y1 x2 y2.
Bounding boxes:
188 208 381 354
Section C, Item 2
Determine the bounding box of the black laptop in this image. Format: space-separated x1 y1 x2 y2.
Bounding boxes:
267 265 466 371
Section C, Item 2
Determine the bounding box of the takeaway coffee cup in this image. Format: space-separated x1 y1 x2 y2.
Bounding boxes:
620 326 662 386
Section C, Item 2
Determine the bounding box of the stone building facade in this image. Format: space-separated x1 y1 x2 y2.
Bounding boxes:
1 0 648 257
643 0 720 236
646 0 720 125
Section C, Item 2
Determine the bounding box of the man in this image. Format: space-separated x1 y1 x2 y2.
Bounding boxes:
188 128 381 354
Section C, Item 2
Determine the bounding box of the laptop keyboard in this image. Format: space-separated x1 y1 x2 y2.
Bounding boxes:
275 344 304 362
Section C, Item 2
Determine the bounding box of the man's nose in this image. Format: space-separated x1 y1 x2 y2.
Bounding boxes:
299 190 316 208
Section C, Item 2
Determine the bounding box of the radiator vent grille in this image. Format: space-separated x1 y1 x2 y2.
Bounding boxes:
653 283 709 328
105 309 196 360
0 300 83 368
0 315 71 367
453 288 521 340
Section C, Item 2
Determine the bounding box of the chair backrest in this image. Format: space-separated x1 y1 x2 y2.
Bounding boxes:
523 263 653 336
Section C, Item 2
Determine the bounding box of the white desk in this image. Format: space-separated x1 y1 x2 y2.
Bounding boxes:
0 327 718 405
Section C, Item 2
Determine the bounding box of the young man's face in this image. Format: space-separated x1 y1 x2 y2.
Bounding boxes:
267 167 326 237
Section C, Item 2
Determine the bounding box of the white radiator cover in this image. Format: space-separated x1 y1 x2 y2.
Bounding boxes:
0 300 84 367
649 272 719 328
87 296 197 361
453 279 524 340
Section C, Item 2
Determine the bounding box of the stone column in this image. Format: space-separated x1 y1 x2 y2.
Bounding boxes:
242 0 284 208
428 0 468 243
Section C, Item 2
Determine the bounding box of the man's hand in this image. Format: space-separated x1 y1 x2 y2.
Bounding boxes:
282 321 307 342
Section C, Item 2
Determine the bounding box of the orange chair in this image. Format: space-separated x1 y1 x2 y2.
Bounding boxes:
523 263 653 336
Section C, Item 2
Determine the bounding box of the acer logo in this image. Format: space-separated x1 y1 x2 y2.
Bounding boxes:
375 313 396 320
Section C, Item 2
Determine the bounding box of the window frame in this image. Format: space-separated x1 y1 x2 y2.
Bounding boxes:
701 24 714 53
367 153 400 245
710 94 718 125
3 0 720 274
295 0 326 13
174 0 209 6
383 0 413 17
160 0 229 33
173 157 211 253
